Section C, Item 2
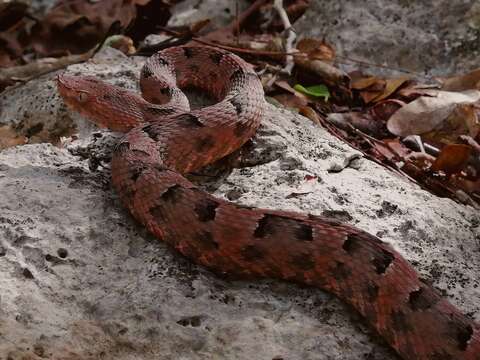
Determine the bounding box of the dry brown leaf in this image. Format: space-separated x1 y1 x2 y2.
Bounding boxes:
395 84 439 101
30 0 155 56
294 56 350 87
275 80 302 94
189 19 211 34
387 90 480 136
0 0 29 31
297 38 335 62
0 49 94 91
273 93 308 109
0 125 27 150
274 80 310 102
351 76 381 90
360 91 382 104
351 77 387 104
431 144 472 175
370 99 405 123
439 68 480 91
373 77 410 102
326 111 388 138
298 106 321 124
423 103 480 144
351 77 409 104
460 135 480 153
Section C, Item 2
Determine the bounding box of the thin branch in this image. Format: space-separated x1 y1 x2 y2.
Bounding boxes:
235 0 240 44
335 55 431 79
273 0 296 74
228 0 269 34
160 28 298 56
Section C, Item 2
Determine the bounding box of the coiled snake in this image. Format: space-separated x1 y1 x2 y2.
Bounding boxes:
57 45 480 360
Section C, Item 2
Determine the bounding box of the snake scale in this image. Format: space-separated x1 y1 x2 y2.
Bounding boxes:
57 45 480 359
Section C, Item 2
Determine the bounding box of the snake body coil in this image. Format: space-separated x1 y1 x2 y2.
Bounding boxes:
57 46 480 360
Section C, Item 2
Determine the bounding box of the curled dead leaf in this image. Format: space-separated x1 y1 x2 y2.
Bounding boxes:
370 99 405 123
351 76 382 90
298 106 321 124
273 93 308 109
0 0 29 32
294 56 350 88
374 77 410 102
352 76 409 104
0 125 27 150
387 90 480 136
326 112 389 138
30 0 160 56
422 103 480 145
297 38 335 62
439 68 480 91
430 144 472 175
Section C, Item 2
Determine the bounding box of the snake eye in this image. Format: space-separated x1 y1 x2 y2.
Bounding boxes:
77 92 88 103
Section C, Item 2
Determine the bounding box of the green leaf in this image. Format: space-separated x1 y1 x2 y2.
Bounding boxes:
294 84 330 101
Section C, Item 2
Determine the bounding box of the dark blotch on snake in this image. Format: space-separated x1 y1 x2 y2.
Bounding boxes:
454 323 473 351
233 122 245 137
195 231 219 251
290 253 316 271
408 286 440 311
241 245 265 261
189 64 200 73
254 214 313 241
229 97 243 115
390 310 412 333
195 136 216 152
331 261 351 280
209 52 224 65
142 124 161 141
176 113 204 128
372 248 394 274
209 71 219 81
142 66 154 78
342 233 363 253
160 87 171 95
156 56 169 66
160 184 183 203
230 69 244 83
144 106 176 116
194 198 219 222
366 283 379 302
115 141 130 153
183 47 194 58
129 164 147 182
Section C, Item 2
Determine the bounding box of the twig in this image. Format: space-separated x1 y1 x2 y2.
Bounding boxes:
235 0 240 44
460 135 480 154
273 0 296 74
161 28 298 56
294 53 350 87
0 50 95 91
227 0 269 34
335 55 431 79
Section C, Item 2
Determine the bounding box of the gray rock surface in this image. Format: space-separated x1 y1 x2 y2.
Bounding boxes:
0 46 479 360
295 0 479 77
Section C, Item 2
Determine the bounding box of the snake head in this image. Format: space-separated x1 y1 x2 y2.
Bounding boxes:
57 74 104 109
56 73 145 132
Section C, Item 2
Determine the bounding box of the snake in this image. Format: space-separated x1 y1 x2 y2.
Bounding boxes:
56 45 480 360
